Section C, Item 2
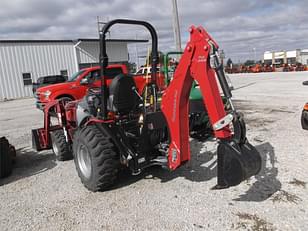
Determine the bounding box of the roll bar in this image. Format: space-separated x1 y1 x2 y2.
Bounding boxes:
99 19 159 119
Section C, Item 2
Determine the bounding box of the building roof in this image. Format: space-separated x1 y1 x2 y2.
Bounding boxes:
77 38 148 43
0 39 73 43
0 38 148 44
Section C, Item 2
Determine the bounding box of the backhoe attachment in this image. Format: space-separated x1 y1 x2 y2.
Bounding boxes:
161 26 261 188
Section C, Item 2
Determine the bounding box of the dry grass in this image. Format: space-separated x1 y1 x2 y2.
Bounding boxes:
288 178 306 188
271 190 301 204
235 212 275 231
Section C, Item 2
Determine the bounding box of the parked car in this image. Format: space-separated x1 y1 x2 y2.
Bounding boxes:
32 75 67 93
34 64 150 110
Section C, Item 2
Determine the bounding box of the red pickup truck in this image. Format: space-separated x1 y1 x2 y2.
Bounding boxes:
35 64 155 110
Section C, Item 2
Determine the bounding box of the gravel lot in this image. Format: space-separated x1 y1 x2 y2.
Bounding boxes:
1 71 308 230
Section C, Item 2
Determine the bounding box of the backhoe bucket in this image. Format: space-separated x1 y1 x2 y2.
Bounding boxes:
215 139 261 189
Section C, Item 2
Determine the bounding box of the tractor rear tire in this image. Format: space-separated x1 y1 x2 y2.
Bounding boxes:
0 137 13 178
50 130 73 161
73 125 120 192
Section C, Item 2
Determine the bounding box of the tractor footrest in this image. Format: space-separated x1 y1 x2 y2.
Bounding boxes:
149 156 168 169
152 156 168 164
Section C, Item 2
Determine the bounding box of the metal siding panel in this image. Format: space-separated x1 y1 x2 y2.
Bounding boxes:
0 46 10 99
27 44 38 97
3 46 14 98
1 46 9 98
0 48 5 98
23 44 33 97
41 44 49 75
79 42 98 64
66 44 77 76
107 42 128 62
77 41 128 65
12 45 24 98
66 45 74 76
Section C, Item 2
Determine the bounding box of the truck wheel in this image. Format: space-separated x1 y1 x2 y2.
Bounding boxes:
73 125 120 192
0 137 13 178
57 96 73 105
49 96 73 117
50 130 73 161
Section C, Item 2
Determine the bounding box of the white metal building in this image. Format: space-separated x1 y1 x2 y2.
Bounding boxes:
299 49 308 65
0 39 146 100
263 49 308 65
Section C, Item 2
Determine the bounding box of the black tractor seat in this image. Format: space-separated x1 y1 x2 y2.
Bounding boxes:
78 74 139 116
108 73 138 114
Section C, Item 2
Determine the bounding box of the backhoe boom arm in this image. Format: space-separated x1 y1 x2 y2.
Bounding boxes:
161 26 232 170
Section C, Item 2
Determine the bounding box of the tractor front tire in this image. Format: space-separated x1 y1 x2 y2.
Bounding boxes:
0 137 13 178
73 125 120 192
50 130 73 161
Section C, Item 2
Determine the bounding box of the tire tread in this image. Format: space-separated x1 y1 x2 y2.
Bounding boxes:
51 130 72 161
0 137 13 178
73 124 119 191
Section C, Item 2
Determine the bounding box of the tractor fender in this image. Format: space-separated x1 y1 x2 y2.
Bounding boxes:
76 102 91 127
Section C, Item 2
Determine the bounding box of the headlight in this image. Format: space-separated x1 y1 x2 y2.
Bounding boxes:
42 90 51 98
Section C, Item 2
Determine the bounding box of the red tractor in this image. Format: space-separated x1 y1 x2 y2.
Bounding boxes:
32 19 261 191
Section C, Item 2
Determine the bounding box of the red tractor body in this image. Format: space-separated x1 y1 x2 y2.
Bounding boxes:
32 19 261 192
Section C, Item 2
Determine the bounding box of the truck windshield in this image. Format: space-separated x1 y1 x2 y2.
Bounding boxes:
67 70 85 82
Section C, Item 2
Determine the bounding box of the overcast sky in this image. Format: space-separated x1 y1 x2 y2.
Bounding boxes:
0 0 307 63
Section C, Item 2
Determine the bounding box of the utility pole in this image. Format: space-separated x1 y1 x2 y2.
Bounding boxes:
253 47 257 63
171 0 182 51
97 16 110 37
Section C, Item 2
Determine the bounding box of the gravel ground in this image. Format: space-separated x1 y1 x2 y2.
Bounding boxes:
0 71 308 230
